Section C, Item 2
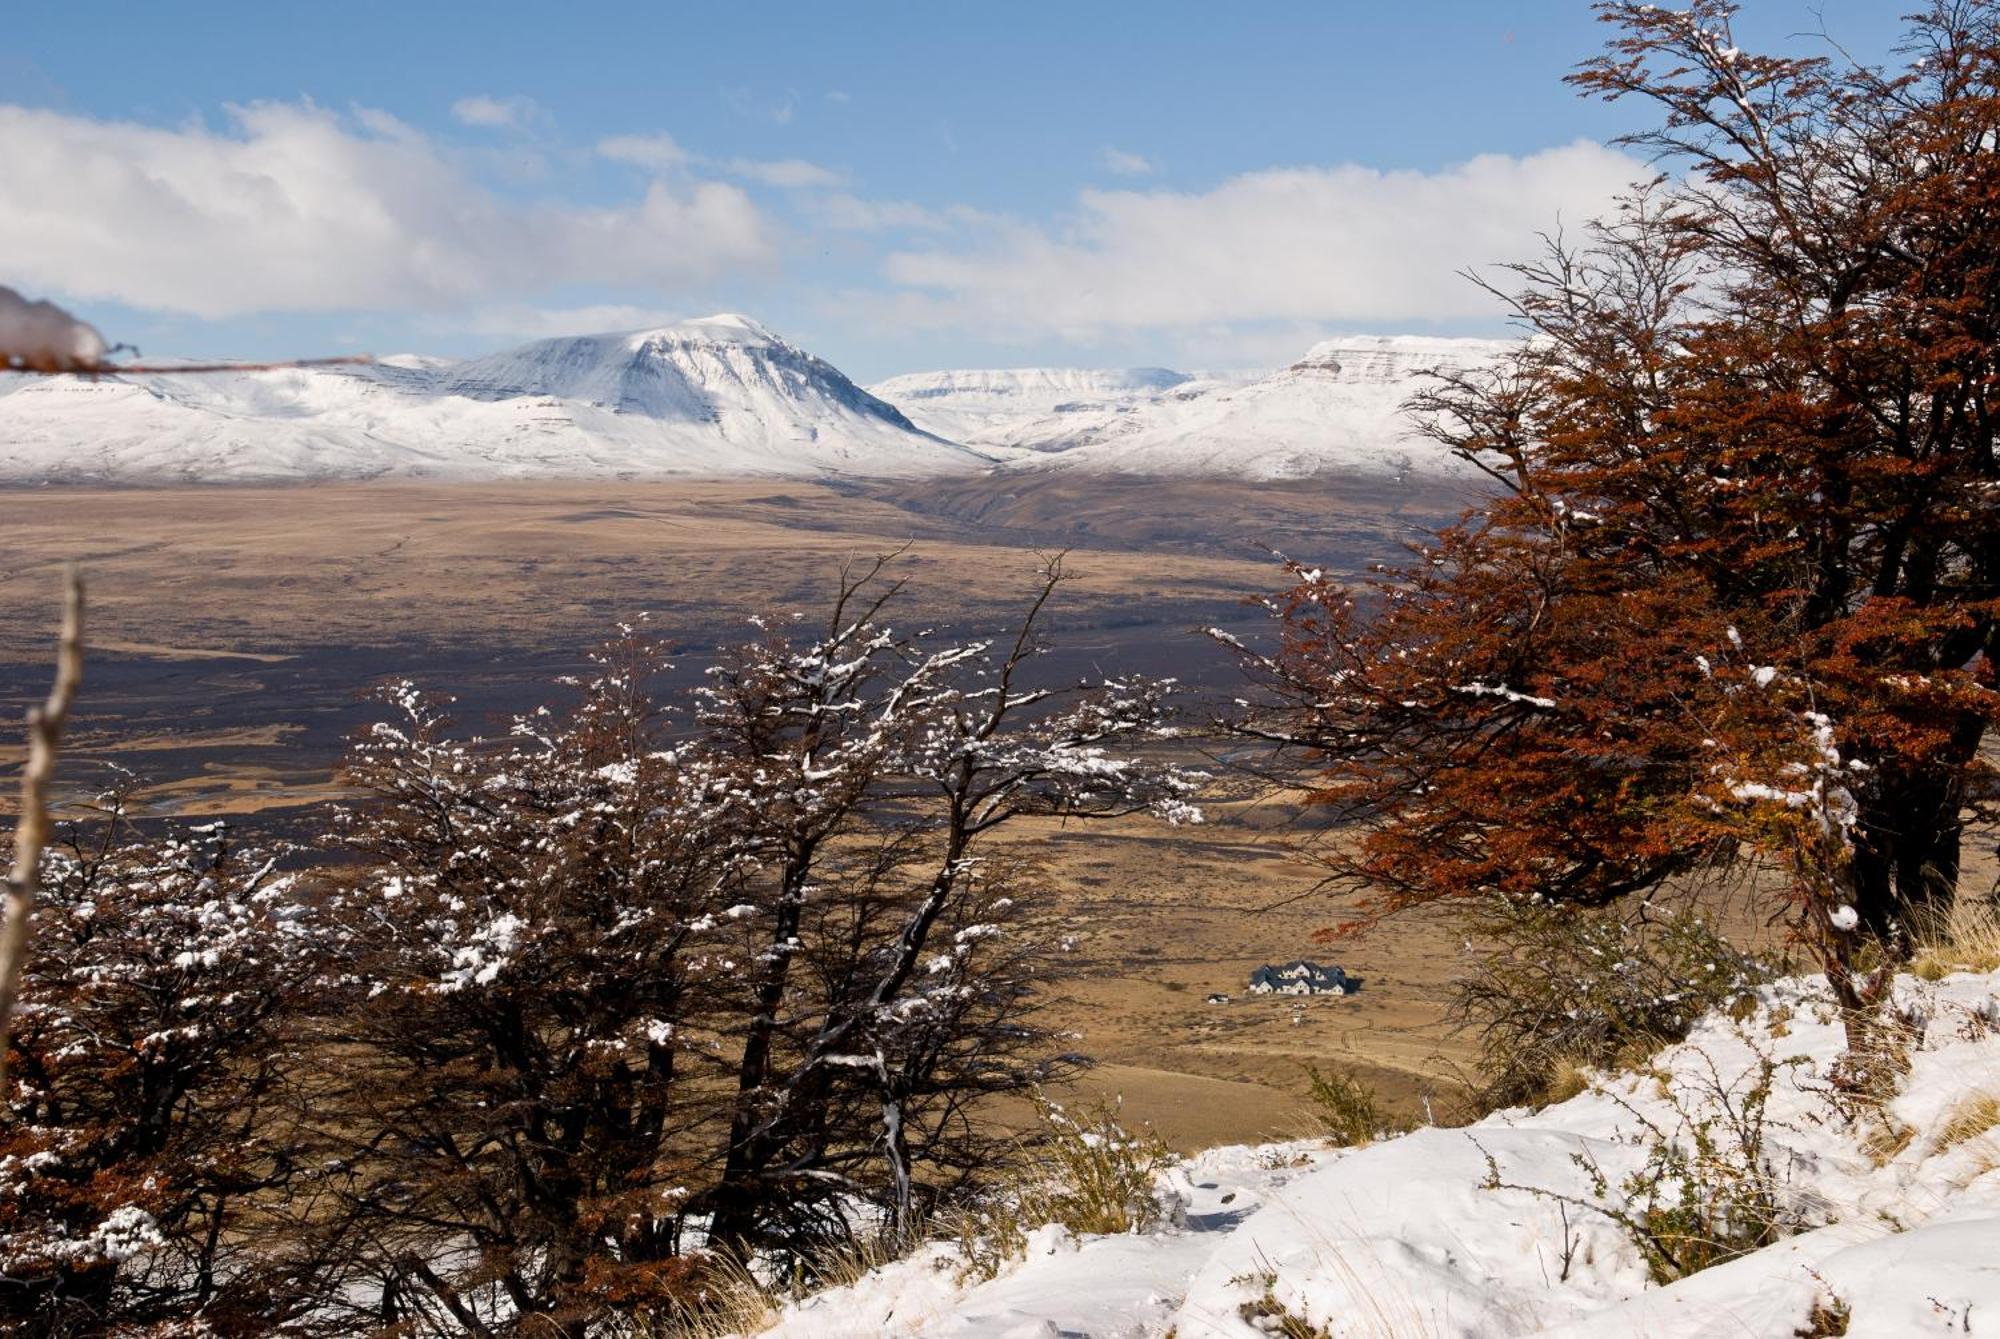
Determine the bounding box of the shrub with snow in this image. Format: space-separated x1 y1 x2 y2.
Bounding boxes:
0 794 318 1332
279 562 1203 1333
1453 894 1774 1110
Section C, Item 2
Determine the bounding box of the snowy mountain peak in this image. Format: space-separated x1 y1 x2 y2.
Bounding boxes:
867 366 1208 454
996 333 1507 480
436 317 921 433
872 366 1192 404
660 312 782 343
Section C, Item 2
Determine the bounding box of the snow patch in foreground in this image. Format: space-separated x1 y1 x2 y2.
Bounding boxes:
756 967 2000 1337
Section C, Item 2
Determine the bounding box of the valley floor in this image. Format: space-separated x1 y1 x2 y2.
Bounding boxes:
0 477 1471 1146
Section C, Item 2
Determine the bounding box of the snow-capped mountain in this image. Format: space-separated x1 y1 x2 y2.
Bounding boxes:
867 366 1209 452
0 322 1512 485
988 335 1512 481
0 315 986 482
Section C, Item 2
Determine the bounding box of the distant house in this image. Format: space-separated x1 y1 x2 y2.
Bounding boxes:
1247 961 1357 997
1205 992 1231 1005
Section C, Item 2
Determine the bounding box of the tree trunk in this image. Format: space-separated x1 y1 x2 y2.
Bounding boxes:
1799 845 1914 1094
882 1091 914 1242
709 862 811 1256
1851 742 1978 953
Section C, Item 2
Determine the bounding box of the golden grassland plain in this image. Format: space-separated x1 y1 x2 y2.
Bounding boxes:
0 478 1479 1148
0 476 1449 653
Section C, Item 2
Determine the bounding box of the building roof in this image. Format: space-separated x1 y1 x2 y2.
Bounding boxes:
1247 960 1359 992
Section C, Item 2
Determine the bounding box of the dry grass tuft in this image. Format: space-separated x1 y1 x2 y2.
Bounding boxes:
1304 1065 1407 1146
1766 1003 1794 1038
1859 1118 1917 1167
1910 903 2000 982
1539 1057 1595 1107
946 1092 1179 1282
635 1253 779 1339
1238 1276 1335 1339
1795 1292 1851 1336
1936 1091 2000 1154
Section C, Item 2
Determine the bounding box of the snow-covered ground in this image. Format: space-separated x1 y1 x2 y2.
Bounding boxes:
754 967 2000 1337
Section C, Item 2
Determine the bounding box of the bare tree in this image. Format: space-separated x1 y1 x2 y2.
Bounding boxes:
698 555 1201 1256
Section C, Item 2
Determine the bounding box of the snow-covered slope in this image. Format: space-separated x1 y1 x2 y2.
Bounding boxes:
757 966 2000 1337
866 366 1205 453
991 335 1513 481
0 315 986 482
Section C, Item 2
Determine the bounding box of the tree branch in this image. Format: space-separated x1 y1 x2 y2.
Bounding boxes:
0 565 84 1094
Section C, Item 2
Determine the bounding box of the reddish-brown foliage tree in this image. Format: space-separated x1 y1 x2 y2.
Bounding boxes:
1226 1 2000 1046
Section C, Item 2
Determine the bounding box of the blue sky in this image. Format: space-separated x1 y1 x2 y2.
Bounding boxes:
2 2 1903 380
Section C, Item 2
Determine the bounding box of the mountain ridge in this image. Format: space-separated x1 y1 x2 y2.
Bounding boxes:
0 320 1510 484
872 334 1510 479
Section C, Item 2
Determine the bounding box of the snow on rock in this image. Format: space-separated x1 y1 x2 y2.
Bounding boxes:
751 967 2000 1338
1170 1126 1649 1336
758 1143 1335 1339
0 314 988 482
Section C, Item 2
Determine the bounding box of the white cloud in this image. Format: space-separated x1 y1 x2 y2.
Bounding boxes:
725 88 796 126
814 194 955 233
451 94 538 129
881 141 1643 336
597 132 691 171
724 158 845 189
444 302 687 339
0 102 776 318
1101 147 1155 177
600 133 841 191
